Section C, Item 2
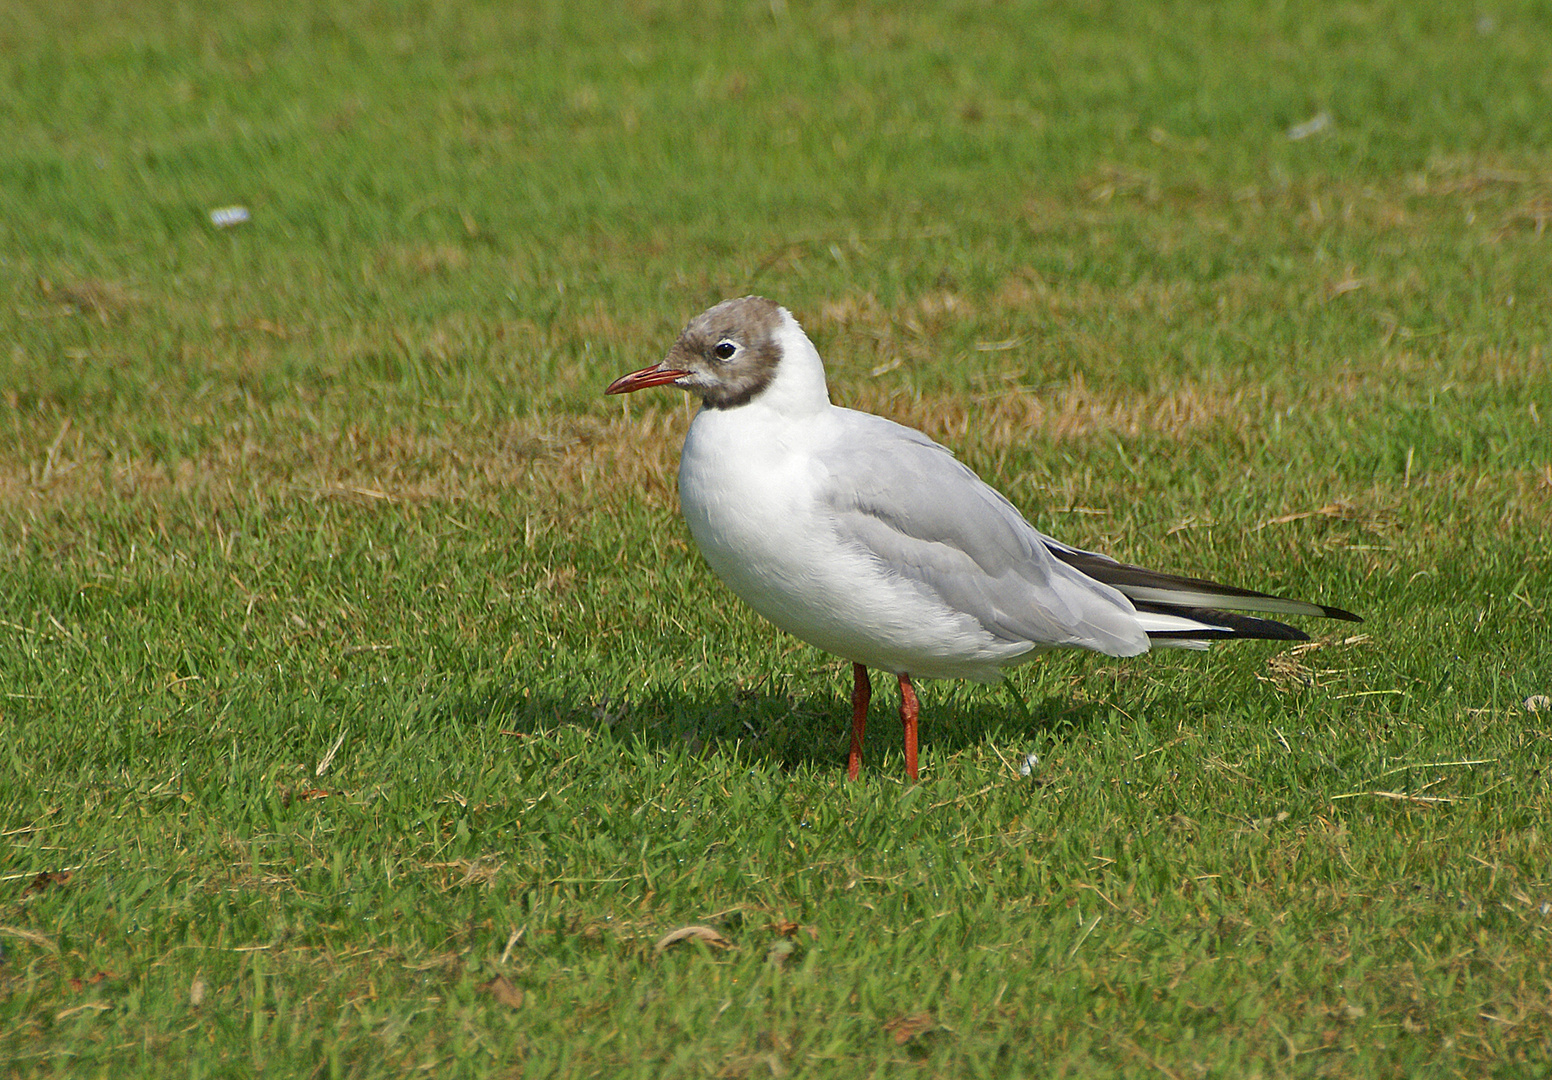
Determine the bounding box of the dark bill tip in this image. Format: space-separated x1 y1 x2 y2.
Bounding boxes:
604 365 691 395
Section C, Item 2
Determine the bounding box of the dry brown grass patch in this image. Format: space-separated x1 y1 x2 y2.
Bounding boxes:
2 372 1543 554
0 405 695 524
844 374 1256 445
810 289 975 344
31 277 138 324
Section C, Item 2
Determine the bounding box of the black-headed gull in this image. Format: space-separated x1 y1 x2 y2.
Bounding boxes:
606 297 1359 781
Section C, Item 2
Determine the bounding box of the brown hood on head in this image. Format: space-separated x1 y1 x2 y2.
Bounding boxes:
605 296 788 409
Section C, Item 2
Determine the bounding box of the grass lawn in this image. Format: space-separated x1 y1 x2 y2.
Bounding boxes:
3 1 1550 1075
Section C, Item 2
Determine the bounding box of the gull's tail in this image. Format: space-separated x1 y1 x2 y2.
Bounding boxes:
1046 544 1361 647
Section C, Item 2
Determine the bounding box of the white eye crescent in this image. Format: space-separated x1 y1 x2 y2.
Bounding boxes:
713 340 738 361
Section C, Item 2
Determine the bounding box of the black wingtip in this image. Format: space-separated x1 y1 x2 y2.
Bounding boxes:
1137 603 1314 643
1146 627 1311 642
1047 544 1362 626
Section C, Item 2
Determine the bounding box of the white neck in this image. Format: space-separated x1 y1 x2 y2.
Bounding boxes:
754 309 832 417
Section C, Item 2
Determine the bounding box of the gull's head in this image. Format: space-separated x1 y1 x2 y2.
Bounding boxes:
605 296 830 414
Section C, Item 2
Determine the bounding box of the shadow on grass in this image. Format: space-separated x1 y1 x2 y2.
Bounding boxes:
429 676 1125 777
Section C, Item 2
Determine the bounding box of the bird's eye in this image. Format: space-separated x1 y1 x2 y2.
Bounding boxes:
713 341 738 361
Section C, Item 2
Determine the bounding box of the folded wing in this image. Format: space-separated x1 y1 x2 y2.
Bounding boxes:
817 411 1359 655
817 414 1151 657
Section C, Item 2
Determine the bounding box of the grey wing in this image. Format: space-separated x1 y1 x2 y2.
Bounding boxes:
815 413 1150 657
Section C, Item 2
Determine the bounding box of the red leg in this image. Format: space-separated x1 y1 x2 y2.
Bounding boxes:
847 663 871 781
898 673 919 783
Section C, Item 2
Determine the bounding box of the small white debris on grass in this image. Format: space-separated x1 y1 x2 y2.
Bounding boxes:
1019 751 1041 777
1288 112 1332 140
209 205 250 228
315 730 346 776
1525 694 1552 713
